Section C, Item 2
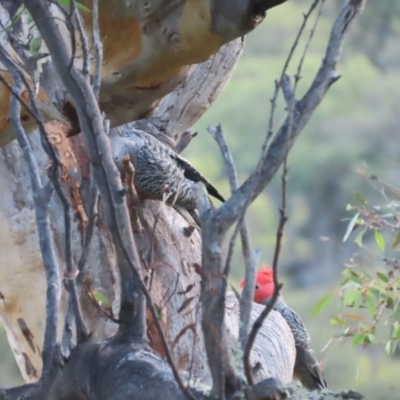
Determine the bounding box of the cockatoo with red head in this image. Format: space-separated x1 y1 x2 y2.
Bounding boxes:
240 265 327 391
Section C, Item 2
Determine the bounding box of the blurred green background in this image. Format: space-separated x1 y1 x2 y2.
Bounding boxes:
1 0 399 398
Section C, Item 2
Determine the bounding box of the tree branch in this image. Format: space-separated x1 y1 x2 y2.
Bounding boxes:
70 0 89 77
122 155 142 232
213 0 366 234
242 150 288 386
77 174 99 275
2 62 60 376
24 0 146 340
193 183 241 400
197 0 365 394
91 0 102 98
133 38 244 145
174 130 198 154
243 0 328 384
24 2 192 397
0 44 89 346
208 124 259 353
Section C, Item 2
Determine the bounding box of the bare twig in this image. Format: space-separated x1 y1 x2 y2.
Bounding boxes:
71 0 89 76
219 1 321 278
214 0 366 233
147 211 163 270
207 3 319 383
267 0 320 140
243 2 326 384
145 294 196 399
208 124 259 351
4 66 60 376
92 0 102 98
50 0 77 73
269 14 326 353
0 46 88 344
207 125 238 194
61 301 74 357
243 291 282 386
77 174 99 274
284 0 325 138
198 0 366 394
174 130 198 154
296 0 326 84
122 155 142 232
281 74 295 106
243 150 288 386
147 271 181 332
242 0 324 382
196 12 322 378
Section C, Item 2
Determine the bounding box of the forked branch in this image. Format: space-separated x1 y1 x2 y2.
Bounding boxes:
1 63 60 376
214 0 367 232
197 0 366 396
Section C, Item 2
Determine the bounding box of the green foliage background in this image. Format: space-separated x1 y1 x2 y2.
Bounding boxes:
1 1 399 397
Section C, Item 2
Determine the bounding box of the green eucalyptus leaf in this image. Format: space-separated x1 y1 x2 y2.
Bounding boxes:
374 230 385 253
343 212 360 243
311 294 333 316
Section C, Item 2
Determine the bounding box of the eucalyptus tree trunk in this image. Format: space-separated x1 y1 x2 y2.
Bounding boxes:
0 38 295 393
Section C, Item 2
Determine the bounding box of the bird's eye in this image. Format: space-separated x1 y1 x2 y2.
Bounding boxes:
255 284 260 290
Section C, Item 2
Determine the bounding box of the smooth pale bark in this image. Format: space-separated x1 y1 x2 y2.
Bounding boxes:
224 293 295 384
0 0 284 145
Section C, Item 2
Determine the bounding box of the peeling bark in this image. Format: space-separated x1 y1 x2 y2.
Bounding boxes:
0 128 119 382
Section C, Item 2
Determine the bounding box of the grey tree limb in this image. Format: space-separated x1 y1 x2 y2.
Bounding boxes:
1 62 60 376
91 0 102 99
194 0 366 395
0 46 88 347
212 0 367 235
208 124 258 353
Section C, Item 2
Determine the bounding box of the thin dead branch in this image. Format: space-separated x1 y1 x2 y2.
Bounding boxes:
197 0 366 395
4 66 60 376
70 0 89 76
174 130 198 154
77 175 99 274
92 0 102 98
26 0 145 338
218 0 321 275
214 0 366 233
122 155 142 232
208 124 259 352
243 152 288 385
243 0 324 384
0 46 88 345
